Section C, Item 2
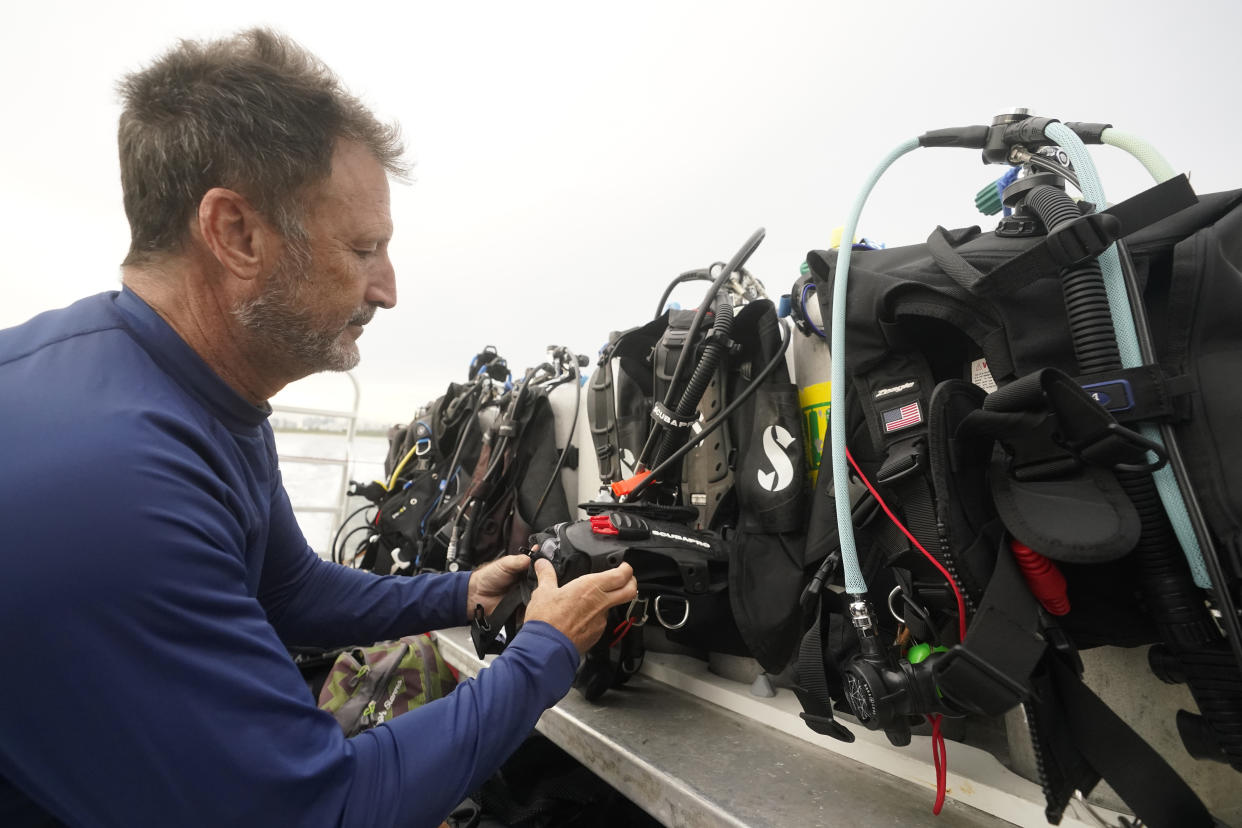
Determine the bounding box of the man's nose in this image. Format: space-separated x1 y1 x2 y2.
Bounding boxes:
366 254 397 310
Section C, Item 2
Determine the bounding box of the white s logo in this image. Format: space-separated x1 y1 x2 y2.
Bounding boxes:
757 425 795 492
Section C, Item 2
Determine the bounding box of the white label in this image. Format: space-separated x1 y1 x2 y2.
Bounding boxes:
971 358 997 393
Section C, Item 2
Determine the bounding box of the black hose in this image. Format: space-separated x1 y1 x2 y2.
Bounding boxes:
336 524 375 569
1023 153 1080 191
651 291 734 468
1027 185 1120 372
654 268 714 319
332 504 375 565
1027 185 1242 769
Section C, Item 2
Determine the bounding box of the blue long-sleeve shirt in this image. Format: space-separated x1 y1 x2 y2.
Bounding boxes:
0 288 579 827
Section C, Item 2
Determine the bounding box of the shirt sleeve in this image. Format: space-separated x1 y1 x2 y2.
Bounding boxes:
0 419 579 828
259 477 473 649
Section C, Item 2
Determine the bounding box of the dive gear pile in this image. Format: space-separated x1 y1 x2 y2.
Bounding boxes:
334 110 1241 826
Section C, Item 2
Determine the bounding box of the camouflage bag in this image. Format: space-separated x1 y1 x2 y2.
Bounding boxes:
316 634 457 736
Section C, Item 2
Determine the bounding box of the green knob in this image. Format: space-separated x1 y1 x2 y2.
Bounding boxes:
907 643 949 664
975 179 1003 216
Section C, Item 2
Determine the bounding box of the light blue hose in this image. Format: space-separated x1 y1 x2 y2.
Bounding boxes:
1046 122 1210 588
1100 128 1177 184
831 138 921 596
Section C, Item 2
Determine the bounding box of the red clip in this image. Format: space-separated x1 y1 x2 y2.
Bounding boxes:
610 471 652 498
590 514 618 536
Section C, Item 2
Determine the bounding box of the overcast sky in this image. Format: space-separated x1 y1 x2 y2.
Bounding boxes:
3 0 1238 424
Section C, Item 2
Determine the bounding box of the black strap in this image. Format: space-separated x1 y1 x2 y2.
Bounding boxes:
1077 364 1192 424
925 225 996 293
791 596 855 743
962 368 1160 478
1049 657 1215 828
470 587 528 659
933 538 1045 715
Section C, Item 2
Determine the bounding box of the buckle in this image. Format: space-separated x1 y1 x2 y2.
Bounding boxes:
875 441 926 484
1046 212 1122 268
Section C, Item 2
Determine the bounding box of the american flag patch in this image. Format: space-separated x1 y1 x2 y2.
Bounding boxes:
882 401 922 433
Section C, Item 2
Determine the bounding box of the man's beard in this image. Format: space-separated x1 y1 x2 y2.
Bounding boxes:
232 250 373 376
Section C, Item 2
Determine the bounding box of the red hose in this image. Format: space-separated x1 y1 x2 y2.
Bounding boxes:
1010 540 1071 615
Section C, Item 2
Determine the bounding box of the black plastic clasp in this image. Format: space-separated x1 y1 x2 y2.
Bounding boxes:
798 712 857 743
1045 211 1123 268
875 439 927 485
1069 421 1168 474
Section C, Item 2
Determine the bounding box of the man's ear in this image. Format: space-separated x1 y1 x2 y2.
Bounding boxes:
196 188 279 280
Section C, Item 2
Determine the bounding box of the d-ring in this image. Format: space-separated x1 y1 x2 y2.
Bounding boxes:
887 585 906 625
653 595 690 630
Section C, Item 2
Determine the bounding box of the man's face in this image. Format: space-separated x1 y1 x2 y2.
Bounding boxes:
234 140 396 376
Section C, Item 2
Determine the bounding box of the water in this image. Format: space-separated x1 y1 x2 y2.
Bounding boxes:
271 430 391 557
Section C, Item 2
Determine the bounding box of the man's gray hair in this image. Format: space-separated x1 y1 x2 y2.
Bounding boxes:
117 28 407 265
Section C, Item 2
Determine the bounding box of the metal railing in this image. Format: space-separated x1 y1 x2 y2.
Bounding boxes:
271 372 361 552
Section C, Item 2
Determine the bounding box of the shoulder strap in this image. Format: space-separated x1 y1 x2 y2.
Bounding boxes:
1047 657 1216 828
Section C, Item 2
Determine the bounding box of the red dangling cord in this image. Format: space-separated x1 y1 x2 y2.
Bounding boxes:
610 617 634 647
927 714 948 814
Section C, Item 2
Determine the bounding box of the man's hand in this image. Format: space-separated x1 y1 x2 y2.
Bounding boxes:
523 559 638 654
465 555 532 617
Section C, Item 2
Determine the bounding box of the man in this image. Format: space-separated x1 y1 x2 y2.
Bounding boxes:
0 28 637 828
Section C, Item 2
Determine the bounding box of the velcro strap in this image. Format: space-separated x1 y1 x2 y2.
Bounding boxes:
1077 365 1191 424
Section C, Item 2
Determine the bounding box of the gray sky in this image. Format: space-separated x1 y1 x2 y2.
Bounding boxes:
3 0 1239 423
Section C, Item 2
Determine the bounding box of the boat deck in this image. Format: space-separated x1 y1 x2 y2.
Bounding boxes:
433 626 1117 828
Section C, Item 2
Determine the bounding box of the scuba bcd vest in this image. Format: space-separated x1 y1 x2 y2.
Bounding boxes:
794 113 1242 827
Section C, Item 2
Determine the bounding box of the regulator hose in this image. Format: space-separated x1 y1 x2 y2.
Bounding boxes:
652 291 734 468
830 138 922 597
1100 128 1177 184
